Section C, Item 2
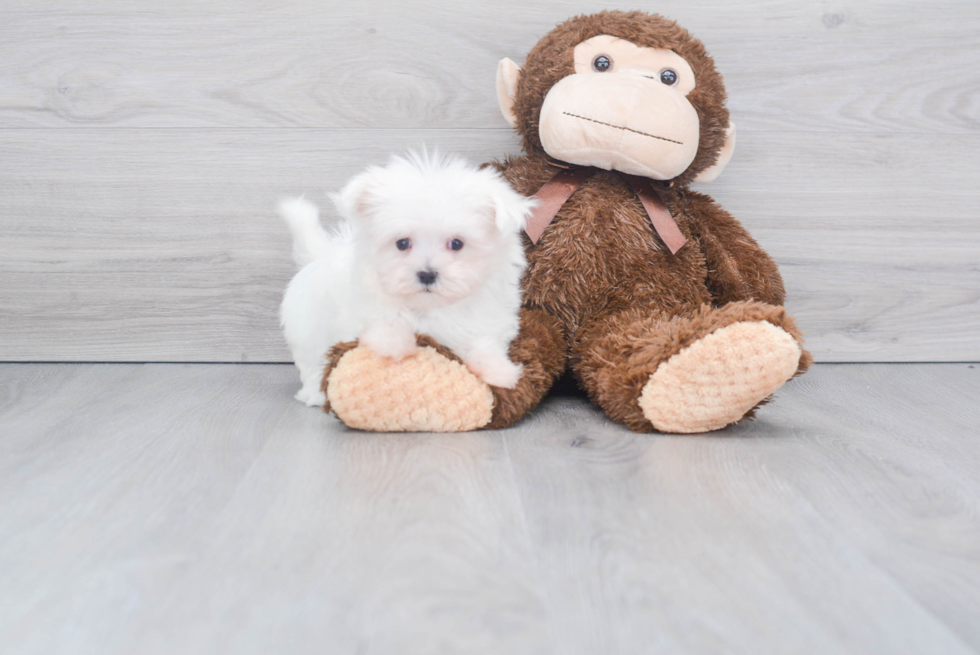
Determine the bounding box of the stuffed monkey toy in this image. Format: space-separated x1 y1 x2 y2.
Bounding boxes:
322 10 811 433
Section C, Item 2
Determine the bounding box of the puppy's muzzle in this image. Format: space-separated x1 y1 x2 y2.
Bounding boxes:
417 269 438 286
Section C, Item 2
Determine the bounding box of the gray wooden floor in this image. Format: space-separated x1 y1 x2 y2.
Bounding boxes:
2 363 978 655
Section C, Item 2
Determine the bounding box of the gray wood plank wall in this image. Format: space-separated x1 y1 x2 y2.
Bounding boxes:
1 1 978 362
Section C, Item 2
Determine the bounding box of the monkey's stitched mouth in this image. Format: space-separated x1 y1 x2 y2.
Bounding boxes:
562 112 683 145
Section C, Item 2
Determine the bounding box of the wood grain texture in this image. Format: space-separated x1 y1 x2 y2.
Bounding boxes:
0 1 977 134
0 363 551 655
1 128 977 362
505 371 980 654
0 1 978 362
1 362 979 654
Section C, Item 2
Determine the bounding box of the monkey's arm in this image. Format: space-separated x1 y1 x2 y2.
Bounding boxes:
684 191 786 307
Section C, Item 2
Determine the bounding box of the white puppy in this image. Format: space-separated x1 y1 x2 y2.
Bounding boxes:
278 151 536 407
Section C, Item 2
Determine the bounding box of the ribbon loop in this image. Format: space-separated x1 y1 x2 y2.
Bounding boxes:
524 168 687 255
624 175 687 255
525 168 594 244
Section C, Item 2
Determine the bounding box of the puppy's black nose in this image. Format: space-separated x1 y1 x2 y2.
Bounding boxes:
417 270 438 286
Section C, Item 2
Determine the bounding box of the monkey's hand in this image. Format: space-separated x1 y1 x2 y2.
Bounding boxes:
320 337 494 432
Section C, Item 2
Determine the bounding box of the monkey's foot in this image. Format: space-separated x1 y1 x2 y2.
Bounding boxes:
638 320 801 433
323 344 494 432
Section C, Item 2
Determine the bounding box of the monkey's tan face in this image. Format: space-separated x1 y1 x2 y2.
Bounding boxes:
537 35 701 180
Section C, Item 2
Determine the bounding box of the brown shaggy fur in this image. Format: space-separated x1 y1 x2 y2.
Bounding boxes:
477 11 811 431
322 11 810 433
487 308 568 429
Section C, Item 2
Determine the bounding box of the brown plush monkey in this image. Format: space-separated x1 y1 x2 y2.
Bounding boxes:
322 11 811 433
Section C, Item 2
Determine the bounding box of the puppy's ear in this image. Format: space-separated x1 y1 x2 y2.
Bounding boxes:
331 167 382 220
488 175 536 234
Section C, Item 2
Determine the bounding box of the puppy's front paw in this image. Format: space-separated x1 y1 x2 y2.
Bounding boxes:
360 329 418 362
466 356 523 389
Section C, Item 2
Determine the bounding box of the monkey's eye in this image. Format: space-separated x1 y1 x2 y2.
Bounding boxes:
592 55 612 72
396 238 411 251
448 238 464 251
660 69 678 85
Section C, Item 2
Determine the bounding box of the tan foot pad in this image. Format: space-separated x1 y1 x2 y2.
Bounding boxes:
639 321 801 433
326 346 494 432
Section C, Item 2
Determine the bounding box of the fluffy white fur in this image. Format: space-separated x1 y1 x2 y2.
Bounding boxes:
279 151 536 407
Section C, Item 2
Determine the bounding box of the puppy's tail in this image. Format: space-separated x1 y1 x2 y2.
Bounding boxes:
278 196 331 268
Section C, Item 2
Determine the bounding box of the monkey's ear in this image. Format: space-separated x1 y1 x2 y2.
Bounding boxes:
496 58 522 128
694 122 736 183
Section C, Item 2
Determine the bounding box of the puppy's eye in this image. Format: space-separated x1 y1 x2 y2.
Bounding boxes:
396 238 411 251
660 69 678 85
448 238 464 251
592 55 612 72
